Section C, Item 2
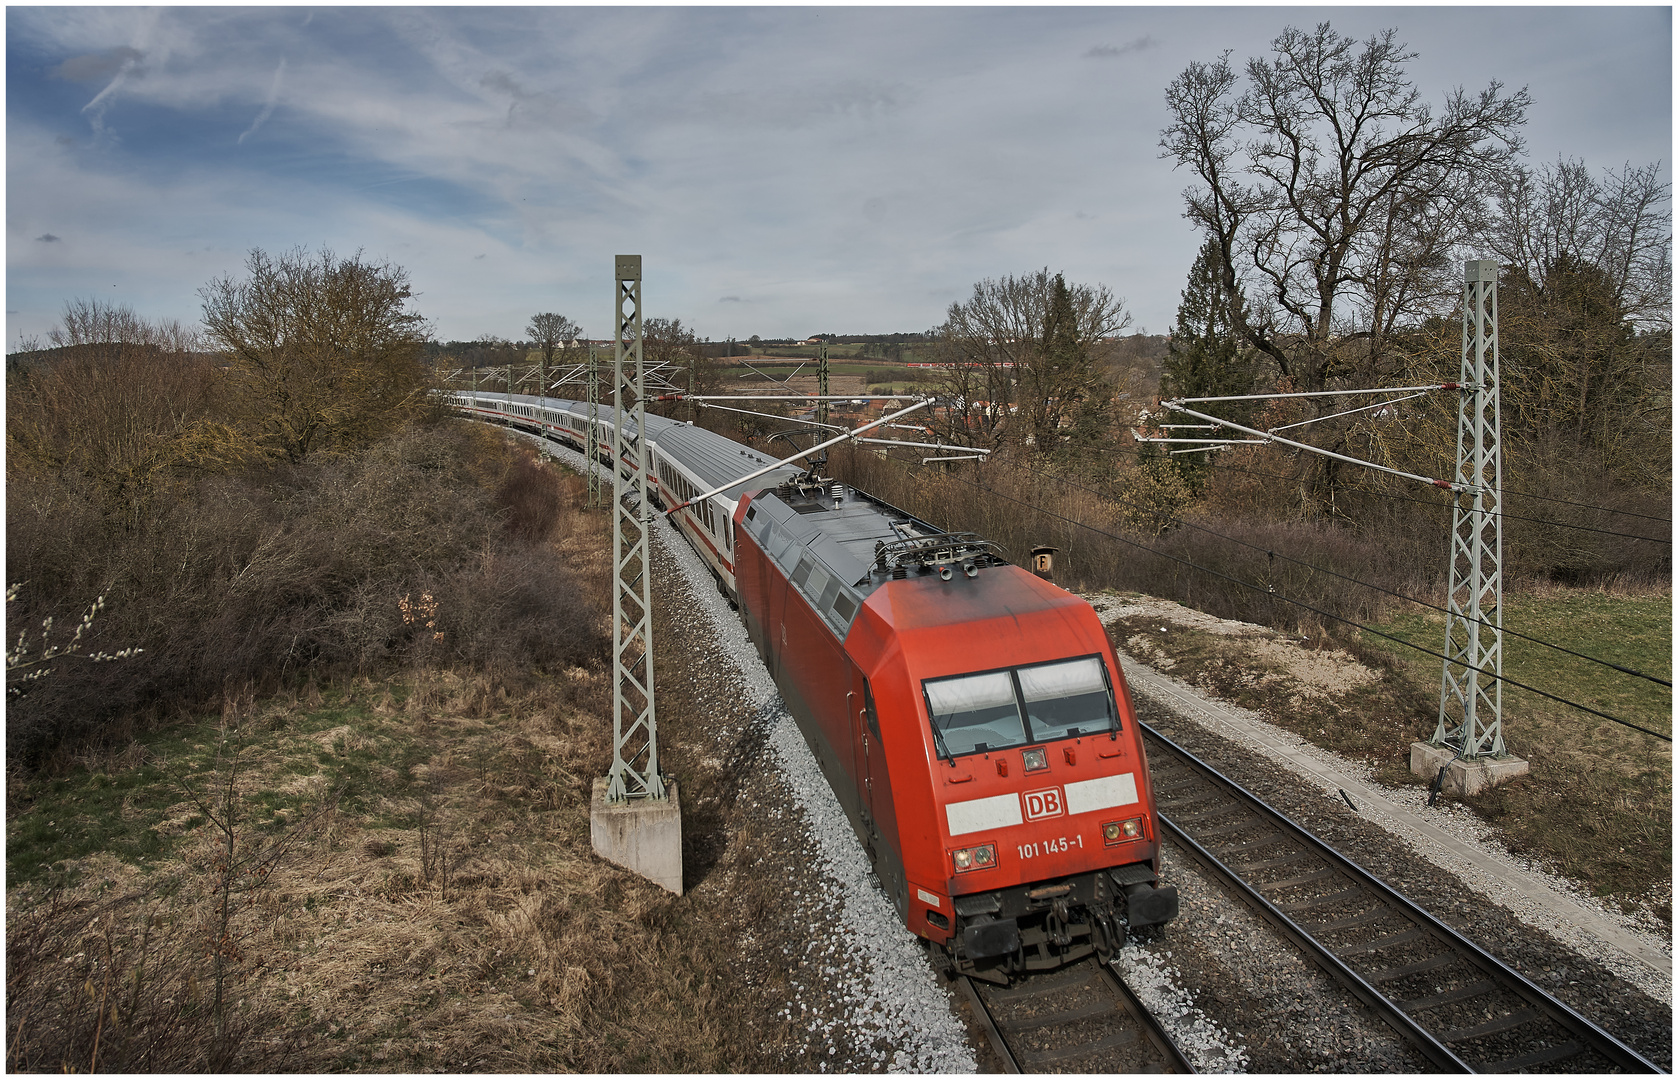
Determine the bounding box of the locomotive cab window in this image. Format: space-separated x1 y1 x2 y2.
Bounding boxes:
923 671 1027 756
922 655 1117 757
1018 657 1116 741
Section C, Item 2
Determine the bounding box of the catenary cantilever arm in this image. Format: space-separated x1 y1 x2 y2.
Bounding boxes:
664 398 935 515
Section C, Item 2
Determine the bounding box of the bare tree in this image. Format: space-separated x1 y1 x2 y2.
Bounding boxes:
50 298 203 355
200 248 432 462
526 312 581 396
9 301 231 517
642 317 727 410
931 269 1129 454
1489 158 1671 332
526 312 581 365
1160 23 1530 391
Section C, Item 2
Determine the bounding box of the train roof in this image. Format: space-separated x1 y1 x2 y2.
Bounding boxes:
460 391 802 500
739 479 1009 639
652 420 802 500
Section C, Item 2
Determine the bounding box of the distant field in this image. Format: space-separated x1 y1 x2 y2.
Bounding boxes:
729 358 930 391
746 345 939 365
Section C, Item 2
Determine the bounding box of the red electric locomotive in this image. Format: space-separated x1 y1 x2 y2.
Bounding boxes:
734 471 1177 983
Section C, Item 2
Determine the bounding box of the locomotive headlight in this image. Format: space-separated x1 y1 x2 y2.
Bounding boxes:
952 843 996 873
1022 747 1048 772
1103 817 1145 845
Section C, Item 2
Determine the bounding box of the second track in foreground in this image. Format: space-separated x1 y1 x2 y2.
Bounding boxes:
1142 723 1662 1074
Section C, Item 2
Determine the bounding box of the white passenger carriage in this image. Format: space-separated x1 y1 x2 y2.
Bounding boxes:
455 391 800 603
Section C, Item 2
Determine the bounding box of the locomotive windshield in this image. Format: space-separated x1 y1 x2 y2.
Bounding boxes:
923 656 1117 757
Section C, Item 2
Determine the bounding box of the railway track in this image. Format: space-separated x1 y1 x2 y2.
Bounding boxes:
1142 722 1664 1074
957 957 1193 1072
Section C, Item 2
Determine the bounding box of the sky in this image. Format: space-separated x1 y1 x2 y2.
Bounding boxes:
6 6 1671 346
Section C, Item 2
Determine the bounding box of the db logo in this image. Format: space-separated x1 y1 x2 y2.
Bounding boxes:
1023 787 1064 821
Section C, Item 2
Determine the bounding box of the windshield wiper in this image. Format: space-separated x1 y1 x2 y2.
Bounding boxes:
930 722 955 766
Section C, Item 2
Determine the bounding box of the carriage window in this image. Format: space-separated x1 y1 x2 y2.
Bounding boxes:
923 671 1026 756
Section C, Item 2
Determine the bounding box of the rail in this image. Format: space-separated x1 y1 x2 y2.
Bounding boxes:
956 958 1193 1073
1142 723 1663 1074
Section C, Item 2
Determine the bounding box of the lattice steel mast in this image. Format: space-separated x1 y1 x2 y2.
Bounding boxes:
605 255 665 803
1433 260 1506 758
817 341 830 431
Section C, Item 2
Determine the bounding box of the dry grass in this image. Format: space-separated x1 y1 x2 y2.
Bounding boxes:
6 657 788 1072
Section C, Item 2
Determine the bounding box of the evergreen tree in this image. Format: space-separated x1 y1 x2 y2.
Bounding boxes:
1036 273 1112 458
1160 239 1262 487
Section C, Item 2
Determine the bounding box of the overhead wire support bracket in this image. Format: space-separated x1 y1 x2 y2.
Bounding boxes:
1153 401 1468 494
685 394 923 402
736 358 806 388
1167 383 1463 404
664 398 934 516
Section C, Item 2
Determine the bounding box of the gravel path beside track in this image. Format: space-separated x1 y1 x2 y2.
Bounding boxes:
1115 643 1672 989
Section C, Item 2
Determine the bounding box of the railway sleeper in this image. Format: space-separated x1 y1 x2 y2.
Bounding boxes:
1437 1006 1543 1045
995 997 1115 1032
1309 905 1394 934
1481 1040 1585 1072
1016 1026 1142 1067
1335 926 1429 956
1396 978 1499 1015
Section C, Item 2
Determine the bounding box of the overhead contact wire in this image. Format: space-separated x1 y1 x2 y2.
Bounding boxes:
1133 452 1671 544
927 469 1672 744
1023 464 1673 690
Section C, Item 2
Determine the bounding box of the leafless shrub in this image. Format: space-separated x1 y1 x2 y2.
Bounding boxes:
833 446 1427 642
497 446 564 540
7 421 608 765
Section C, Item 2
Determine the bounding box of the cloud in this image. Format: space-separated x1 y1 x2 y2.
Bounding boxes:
35 233 62 243
238 58 287 144
52 46 144 83
478 69 589 130
79 49 146 140
1085 36 1156 60
719 296 744 303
